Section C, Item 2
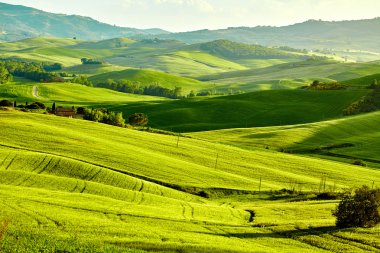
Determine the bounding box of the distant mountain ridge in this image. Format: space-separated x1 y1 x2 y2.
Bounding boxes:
0 2 168 41
149 18 380 52
1 2 380 52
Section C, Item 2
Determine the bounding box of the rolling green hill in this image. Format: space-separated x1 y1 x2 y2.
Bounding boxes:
341 73 380 87
0 110 379 252
0 2 167 42
105 89 369 132
187 40 299 60
191 111 380 167
0 79 165 105
197 60 380 92
89 69 209 93
152 18 380 53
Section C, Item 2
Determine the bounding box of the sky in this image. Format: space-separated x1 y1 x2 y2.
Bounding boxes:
2 0 380 32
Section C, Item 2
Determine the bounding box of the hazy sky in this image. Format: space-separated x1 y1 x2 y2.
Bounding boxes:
2 0 380 32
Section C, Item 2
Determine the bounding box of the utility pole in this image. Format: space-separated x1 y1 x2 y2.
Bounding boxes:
214 153 219 170
259 176 262 193
176 133 180 148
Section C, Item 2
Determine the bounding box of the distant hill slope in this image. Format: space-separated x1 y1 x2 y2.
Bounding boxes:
104 89 368 132
148 18 380 52
191 111 380 167
89 69 209 93
0 2 168 41
0 79 165 104
341 73 380 87
187 40 299 60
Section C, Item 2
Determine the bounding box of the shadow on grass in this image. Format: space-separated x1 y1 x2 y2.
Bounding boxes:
197 225 341 239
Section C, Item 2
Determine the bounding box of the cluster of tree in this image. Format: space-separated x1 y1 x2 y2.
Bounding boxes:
0 100 14 107
343 89 380 115
69 76 93 87
0 99 46 110
83 108 125 127
0 64 12 84
42 63 63 72
81 58 103 65
309 80 346 90
128 113 148 126
95 79 183 98
333 186 380 228
276 46 309 54
1 60 64 82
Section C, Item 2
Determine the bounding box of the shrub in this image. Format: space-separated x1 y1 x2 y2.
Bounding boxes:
0 219 10 241
0 100 13 107
129 113 149 126
26 102 46 110
352 160 367 167
333 186 380 228
76 107 86 114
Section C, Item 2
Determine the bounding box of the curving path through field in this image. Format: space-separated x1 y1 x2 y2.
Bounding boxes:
32 85 39 98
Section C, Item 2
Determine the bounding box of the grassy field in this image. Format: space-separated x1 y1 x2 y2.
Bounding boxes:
191 110 380 168
0 110 379 252
196 60 380 91
1 36 380 252
105 89 369 132
89 68 211 94
0 79 165 106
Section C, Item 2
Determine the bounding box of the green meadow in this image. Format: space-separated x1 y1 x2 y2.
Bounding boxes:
1 111 380 252
105 89 369 132
1 36 380 252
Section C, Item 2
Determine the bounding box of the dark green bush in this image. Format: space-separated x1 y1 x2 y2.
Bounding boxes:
0 100 13 107
333 186 380 228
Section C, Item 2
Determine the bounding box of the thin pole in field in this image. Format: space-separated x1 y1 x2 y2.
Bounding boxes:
259 176 262 193
215 153 219 170
372 181 375 189
176 133 180 148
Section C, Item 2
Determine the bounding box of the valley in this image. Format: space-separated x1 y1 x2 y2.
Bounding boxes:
0 2 380 252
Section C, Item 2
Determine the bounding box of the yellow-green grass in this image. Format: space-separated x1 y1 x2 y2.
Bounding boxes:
106 89 369 132
89 68 211 93
191 111 380 166
235 58 300 69
71 38 136 49
341 73 380 87
1 111 380 252
199 61 380 88
0 37 81 51
63 64 129 76
0 80 166 105
1 184 340 253
1 111 379 192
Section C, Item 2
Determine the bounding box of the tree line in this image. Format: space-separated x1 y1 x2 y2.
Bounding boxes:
95 79 183 99
0 59 65 82
344 84 380 115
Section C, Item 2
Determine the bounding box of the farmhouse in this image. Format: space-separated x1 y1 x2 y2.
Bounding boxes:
55 107 76 118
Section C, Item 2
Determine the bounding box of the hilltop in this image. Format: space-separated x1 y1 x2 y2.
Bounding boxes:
152 18 380 52
0 2 167 41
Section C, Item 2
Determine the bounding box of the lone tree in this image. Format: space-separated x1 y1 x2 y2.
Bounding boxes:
333 186 380 228
128 113 148 126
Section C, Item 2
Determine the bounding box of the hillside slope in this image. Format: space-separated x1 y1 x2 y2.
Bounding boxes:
105 89 369 132
152 18 380 52
89 69 209 93
191 111 380 166
1 111 379 252
0 2 167 41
